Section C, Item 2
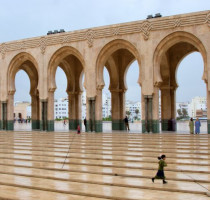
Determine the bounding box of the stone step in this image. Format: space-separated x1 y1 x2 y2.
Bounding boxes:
0 144 210 155
0 164 210 193
0 173 208 200
0 184 107 200
0 151 210 167
0 146 209 160
0 154 209 173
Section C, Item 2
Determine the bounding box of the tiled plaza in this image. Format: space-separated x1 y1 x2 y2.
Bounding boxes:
0 131 209 200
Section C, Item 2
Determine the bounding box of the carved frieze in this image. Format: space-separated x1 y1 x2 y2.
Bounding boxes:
0 11 209 53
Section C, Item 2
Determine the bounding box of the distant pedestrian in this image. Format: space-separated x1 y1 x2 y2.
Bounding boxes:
77 124 81 134
152 155 167 184
63 119 66 126
124 116 130 131
195 118 201 134
84 118 87 132
189 118 194 134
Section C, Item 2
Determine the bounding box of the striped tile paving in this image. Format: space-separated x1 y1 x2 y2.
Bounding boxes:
0 131 209 200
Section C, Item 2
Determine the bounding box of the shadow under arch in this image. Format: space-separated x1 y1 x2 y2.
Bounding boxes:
6 52 39 131
47 46 86 131
153 31 207 132
95 39 142 132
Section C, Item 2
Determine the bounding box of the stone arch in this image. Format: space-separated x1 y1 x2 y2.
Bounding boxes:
153 31 207 131
8 52 39 96
7 52 40 130
48 46 85 93
153 31 207 86
48 46 85 131
96 39 142 90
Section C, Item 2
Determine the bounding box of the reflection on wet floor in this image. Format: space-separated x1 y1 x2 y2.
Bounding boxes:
0 131 209 199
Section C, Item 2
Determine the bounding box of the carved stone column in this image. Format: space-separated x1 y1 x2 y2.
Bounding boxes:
152 87 160 133
95 85 104 132
161 86 177 131
143 95 153 133
88 97 96 132
68 92 75 130
47 90 55 131
31 93 40 130
40 99 48 131
1 101 7 130
68 92 82 130
207 85 210 134
6 91 15 130
110 89 125 130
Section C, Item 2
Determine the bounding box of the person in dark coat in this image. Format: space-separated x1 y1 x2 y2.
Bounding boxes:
84 118 87 132
152 154 167 184
124 116 130 131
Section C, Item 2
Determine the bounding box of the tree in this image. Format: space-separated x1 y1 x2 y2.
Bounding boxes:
182 108 188 118
126 111 131 116
177 109 182 116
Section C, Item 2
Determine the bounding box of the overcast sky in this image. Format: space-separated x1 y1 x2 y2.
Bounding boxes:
1 0 209 103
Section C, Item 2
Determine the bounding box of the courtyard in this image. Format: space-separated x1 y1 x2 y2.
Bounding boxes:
0 131 209 199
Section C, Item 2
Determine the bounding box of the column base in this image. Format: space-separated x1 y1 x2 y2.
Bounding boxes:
6 120 14 130
161 119 169 131
32 120 40 130
208 120 210 134
142 120 152 133
95 120 102 132
47 120 54 131
152 120 160 133
69 119 82 130
112 119 125 131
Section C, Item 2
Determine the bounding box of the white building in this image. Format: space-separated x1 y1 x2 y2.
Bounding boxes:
176 102 190 117
54 98 68 119
125 100 141 120
102 93 111 118
189 96 207 118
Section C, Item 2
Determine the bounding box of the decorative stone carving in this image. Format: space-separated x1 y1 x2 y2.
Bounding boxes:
0 11 209 52
0 43 6 59
112 27 120 36
85 29 95 47
173 19 182 27
140 21 152 40
39 37 47 54
62 35 71 44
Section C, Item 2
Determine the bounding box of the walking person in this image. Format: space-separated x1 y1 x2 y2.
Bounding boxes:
77 124 81 134
152 155 167 184
124 116 130 131
189 118 194 134
84 118 87 132
195 118 201 134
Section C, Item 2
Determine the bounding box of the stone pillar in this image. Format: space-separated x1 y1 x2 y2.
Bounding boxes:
1 101 7 130
161 87 176 131
75 92 82 130
207 86 210 134
111 89 125 130
6 92 14 130
95 86 103 132
88 97 96 132
141 92 146 133
31 94 40 130
143 95 153 133
161 88 171 131
40 99 48 131
0 101 1 130
68 92 81 130
68 92 76 130
152 87 160 133
47 91 54 131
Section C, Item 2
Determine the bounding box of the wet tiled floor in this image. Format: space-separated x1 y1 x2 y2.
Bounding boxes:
0 131 209 199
